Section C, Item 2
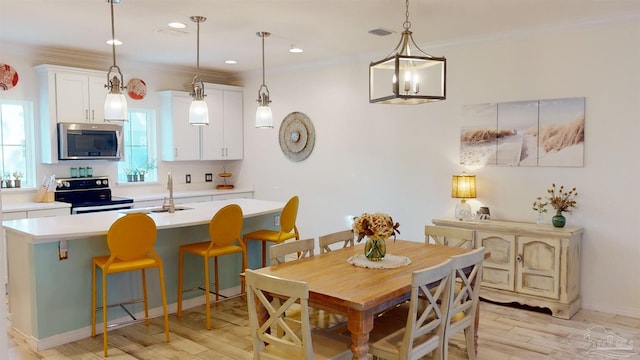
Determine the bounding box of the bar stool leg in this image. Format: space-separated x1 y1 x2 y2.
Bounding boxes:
91 262 96 337
141 269 149 325
214 257 220 302
204 255 211 330
102 271 108 357
177 249 184 317
157 264 170 342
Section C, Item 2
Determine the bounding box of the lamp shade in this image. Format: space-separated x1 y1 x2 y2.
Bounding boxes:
188 99 209 126
104 92 128 121
451 174 476 199
255 105 273 128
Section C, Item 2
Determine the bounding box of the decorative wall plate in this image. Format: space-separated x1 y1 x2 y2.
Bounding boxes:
0 63 19 90
126 77 147 100
279 112 315 162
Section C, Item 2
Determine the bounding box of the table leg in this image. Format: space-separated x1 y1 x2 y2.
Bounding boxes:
347 308 374 360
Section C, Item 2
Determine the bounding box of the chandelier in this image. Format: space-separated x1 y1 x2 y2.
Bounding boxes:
104 0 128 121
369 0 446 104
189 16 209 126
255 31 273 128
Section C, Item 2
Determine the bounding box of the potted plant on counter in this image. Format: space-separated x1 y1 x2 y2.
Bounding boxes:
3 171 12 188
137 168 147 182
12 171 23 188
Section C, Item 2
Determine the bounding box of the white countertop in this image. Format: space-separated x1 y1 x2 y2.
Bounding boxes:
3 198 283 244
2 201 71 212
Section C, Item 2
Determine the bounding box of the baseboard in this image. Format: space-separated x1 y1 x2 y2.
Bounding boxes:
23 285 243 351
582 301 640 320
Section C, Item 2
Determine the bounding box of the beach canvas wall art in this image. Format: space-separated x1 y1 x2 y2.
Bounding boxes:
460 97 585 167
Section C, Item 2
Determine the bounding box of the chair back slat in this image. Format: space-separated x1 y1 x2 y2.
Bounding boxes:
318 230 354 254
269 238 314 265
246 269 314 359
399 259 453 359
425 225 474 249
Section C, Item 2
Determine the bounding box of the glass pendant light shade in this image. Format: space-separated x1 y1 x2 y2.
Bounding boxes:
256 32 273 128
189 85 209 125
255 102 273 128
369 0 446 104
104 0 128 121
104 89 128 121
189 16 209 126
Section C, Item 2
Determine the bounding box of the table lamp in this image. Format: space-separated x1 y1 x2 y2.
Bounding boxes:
452 173 476 220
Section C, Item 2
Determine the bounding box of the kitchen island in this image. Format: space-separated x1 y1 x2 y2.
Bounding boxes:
3 198 283 351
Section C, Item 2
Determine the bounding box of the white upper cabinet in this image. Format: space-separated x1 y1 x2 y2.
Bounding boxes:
159 84 243 162
35 64 109 163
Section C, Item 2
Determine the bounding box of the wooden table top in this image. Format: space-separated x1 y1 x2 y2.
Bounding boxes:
254 240 469 312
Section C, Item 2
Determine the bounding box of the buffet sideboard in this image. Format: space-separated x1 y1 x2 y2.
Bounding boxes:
432 218 583 319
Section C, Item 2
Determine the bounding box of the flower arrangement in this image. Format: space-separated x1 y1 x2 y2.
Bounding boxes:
352 212 400 242
547 183 578 213
532 197 548 214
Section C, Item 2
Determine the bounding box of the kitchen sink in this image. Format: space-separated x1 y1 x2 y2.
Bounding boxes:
119 206 192 214
148 206 192 213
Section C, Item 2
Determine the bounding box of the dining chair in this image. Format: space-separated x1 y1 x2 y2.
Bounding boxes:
243 195 300 267
318 229 354 254
269 237 314 265
368 259 453 360
425 225 474 249
91 213 170 357
441 247 485 360
245 269 353 360
177 204 247 330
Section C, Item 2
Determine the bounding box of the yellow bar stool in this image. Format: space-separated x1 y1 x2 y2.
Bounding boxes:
243 195 300 267
91 213 170 357
176 204 247 330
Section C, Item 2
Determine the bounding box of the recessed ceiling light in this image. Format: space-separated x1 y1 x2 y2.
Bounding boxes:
106 39 123 46
168 22 186 29
289 45 303 53
225 60 237 64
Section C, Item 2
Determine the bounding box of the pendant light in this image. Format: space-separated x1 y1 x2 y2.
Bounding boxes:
369 0 446 104
104 0 128 121
189 16 209 126
255 31 273 128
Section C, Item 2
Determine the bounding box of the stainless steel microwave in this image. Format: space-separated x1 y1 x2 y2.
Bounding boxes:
58 122 124 160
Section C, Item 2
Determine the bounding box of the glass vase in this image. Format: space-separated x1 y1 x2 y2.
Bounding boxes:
536 212 545 225
364 237 386 261
552 210 566 228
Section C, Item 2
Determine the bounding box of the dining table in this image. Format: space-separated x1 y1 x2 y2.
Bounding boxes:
252 240 480 360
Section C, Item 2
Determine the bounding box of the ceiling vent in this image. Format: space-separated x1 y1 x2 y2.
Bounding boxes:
368 28 394 36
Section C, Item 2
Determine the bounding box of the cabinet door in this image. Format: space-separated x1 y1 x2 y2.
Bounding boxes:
223 90 244 159
477 231 516 291
516 236 561 299
201 89 225 160
88 74 107 122
162 93 200 161
55 72 91 122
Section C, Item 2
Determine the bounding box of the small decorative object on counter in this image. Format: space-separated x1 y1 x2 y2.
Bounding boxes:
353 212 400 261
86 166 93 177
12 171 23 188
78 167 86 178
137 168 147 182
532 196 548 224
70 167 78 178
216 164 234 189
546 183 578 228
3 171 12 188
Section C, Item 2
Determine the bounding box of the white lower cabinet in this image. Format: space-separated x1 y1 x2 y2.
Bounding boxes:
432 218 583 319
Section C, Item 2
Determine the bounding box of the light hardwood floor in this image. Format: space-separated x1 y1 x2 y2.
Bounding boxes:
8 298 640 359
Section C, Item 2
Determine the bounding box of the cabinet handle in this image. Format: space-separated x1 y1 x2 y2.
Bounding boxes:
85 109 89 120
220 148 224 157
225 148 228 156
516 254 522 263
91 110 95 121
174 148 178 158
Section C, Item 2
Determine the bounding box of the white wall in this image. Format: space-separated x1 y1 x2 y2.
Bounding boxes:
237 21 640 318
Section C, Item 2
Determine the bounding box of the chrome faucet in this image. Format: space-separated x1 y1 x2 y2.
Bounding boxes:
163 172 175 213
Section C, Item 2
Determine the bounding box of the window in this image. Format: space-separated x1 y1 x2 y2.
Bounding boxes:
118 109 157 183
0 100 35 188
